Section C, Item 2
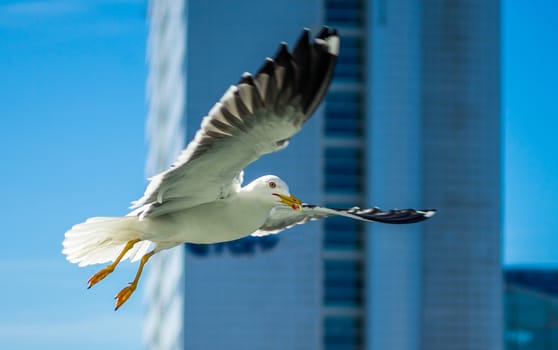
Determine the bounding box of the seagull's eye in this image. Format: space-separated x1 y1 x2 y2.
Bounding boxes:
268 181 277 189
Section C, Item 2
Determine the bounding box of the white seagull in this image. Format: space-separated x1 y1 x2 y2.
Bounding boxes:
62 27 435 310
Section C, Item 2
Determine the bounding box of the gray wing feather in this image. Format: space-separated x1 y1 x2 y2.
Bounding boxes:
131 28 339 219
252 205 436 236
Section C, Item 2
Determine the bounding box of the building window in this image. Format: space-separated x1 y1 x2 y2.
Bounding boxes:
333 36 364 83
325 0 365 27
325 91 363 138
324 259 364 307
324 316 364 350
324 147 363 194
324 215 363 251
323 0 366 348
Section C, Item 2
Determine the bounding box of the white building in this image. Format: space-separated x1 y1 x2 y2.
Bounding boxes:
144 1 502 349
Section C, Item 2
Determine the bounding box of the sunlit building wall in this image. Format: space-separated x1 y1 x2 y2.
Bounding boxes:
143 0 187 349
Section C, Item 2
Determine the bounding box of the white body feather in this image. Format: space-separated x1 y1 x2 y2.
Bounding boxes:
62 216 151 267
62 178 285 266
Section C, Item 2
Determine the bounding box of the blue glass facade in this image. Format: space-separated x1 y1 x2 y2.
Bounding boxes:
323 0 366 348
506 269 558 350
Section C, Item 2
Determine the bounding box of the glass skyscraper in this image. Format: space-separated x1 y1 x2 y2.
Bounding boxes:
143 1 502 349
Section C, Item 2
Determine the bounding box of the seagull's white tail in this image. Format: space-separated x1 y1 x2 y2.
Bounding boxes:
62 216 151 267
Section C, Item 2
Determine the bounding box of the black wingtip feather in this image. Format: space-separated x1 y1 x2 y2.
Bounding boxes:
369 209 436 224
232 27 339 125
316 26 332 40
292 29 311 61
339 207 436 224
273 43 291 67
257 58 275 76
238 72 255 86
300 27 338 116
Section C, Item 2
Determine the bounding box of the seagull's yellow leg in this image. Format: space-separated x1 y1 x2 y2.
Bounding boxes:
87 239 141 289
114 250 155 310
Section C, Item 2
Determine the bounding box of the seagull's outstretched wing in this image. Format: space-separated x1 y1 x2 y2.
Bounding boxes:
132 28 339 218
252 205 436 236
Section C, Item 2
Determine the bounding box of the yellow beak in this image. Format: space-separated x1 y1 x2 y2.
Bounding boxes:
273 193 303 211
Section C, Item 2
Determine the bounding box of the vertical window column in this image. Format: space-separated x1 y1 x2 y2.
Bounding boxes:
323 0 366 349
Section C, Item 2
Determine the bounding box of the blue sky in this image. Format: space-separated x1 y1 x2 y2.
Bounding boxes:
0 0 557 349
504 0 558 266
0 1 147 349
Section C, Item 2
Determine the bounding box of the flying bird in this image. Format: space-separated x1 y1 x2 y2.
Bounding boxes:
62 27 435 310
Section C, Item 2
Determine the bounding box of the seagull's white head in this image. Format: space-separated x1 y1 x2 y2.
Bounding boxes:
244 175 302 211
